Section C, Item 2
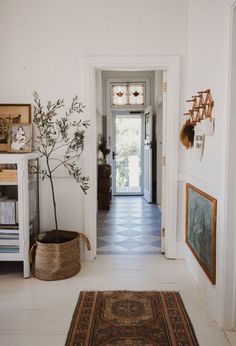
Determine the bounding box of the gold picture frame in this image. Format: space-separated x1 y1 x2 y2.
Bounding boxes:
0 104 31 152
186 183 217 284
8 124 33 153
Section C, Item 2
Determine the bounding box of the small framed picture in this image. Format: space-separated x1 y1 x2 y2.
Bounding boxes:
0 104 31 152
8 124 32 153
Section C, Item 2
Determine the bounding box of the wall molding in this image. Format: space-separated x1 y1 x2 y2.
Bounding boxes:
178 173 221 195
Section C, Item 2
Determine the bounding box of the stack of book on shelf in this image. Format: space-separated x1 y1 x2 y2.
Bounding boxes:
0 169 17 182
0 226 19 253
0 197 18 225
0 195 19 253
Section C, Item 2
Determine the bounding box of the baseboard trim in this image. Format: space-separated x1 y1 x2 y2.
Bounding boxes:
176 240 185 259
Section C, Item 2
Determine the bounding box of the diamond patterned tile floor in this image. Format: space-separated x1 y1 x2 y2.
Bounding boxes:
97 196 162 255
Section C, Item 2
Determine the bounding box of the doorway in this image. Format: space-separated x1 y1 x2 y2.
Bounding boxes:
97 70 162 255
112 112 143 195
83 56 180 260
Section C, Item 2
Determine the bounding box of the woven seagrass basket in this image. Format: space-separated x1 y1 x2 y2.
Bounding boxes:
29 230 91 281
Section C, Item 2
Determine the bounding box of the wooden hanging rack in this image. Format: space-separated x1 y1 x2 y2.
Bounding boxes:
183 89 214 124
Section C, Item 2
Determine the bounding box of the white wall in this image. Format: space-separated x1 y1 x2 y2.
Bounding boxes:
179 0 234 327
0 0 188 231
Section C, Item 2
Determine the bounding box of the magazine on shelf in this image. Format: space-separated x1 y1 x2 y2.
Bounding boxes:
0 233 19 239
0 225 19 232
0 245 19 253
0 239 19 246
0 199 18 224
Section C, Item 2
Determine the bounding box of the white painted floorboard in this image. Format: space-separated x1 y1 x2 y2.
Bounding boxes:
0 255 235 346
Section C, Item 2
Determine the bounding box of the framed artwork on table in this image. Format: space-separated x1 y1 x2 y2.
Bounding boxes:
8 124 32 153
186 183 217 284
0 104 31 152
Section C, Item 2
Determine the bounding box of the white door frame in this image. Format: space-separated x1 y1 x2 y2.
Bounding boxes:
82 56 180 260
161 71 167 253
221 0 236 330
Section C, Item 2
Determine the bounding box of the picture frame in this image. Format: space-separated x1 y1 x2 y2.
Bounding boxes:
8 124 32 153
0 104 31 152
185 183 217 284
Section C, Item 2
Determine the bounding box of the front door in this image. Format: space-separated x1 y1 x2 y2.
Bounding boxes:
143 106 153 203
112 112 143 195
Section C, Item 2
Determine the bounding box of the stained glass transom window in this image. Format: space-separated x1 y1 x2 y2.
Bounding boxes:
128 83 145 106
112 83 145 107
112 84 128 106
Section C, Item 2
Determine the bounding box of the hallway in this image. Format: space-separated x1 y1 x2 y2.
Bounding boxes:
97 196 161 254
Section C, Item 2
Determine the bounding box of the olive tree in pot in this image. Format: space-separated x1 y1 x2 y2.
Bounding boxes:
29 92 91 281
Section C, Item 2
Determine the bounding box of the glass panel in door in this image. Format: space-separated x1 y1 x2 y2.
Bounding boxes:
114 114 142 194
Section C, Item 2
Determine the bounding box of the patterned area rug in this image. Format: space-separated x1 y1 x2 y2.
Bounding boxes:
66 291 199 346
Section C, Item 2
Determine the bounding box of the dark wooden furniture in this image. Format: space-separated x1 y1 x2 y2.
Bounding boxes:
98 164 112 210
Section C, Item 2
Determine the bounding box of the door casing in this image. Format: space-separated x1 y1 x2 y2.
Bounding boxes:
82 56 180 260
221 0 236 330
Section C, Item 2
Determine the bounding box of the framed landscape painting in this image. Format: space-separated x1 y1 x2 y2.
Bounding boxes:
185 184 217 284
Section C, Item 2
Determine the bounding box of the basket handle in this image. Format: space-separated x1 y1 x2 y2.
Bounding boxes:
79 233 91 251
29 243 37 264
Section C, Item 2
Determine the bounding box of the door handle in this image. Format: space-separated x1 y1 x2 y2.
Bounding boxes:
112 151 118 160
145 141 153 149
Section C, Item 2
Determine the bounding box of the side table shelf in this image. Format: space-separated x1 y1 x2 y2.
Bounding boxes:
98 164 112 210
0 153 40 278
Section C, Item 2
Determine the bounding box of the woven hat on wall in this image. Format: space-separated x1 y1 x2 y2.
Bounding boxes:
180 120 195 149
